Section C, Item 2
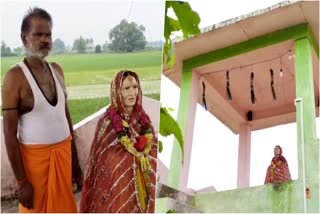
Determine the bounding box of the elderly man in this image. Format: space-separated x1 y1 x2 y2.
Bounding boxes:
2 7 82 212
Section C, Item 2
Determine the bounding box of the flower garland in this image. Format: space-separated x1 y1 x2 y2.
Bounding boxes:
271 159 282 181
108 107 153 172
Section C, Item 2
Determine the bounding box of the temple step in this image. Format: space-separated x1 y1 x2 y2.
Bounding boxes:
156 183 204 213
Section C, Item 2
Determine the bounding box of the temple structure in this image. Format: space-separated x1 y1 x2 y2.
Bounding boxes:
157 1 319 212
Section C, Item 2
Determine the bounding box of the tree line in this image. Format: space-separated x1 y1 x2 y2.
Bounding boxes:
1 19 162 57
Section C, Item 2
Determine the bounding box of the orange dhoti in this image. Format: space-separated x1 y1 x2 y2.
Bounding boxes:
19 136 77 213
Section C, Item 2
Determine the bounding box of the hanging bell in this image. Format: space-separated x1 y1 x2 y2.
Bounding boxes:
280 68 283 77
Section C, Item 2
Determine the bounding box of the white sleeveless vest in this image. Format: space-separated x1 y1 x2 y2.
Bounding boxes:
17 61 70 144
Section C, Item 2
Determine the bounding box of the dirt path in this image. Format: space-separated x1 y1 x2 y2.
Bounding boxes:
67 80 160 99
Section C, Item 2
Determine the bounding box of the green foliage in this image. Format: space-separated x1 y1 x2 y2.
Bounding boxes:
95 45 102 53
166 209 176 213
13 47 24 56
72 36 93 53
158 140 163 153
159 1 200 162
109 19 146 52
102 41 109 52
168 107 175 112
86 38 94 50
164 1 201 67
159 106 184 154
1 41 16 57
168 2 201 39
53 38 65 54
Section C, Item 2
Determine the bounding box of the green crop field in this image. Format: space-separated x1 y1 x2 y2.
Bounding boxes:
1 51 162 86
1 51 162 124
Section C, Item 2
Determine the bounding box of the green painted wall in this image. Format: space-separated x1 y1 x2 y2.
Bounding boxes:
193 181 304 212
156 197 171 213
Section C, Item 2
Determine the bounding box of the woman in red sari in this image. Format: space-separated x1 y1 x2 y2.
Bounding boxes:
264 145 291 184
80 70 157 213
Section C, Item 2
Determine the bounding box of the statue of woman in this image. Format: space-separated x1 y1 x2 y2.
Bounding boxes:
264 145 291 184
80 70 157 212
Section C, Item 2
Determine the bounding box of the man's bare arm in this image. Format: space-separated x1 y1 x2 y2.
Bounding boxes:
2 68 26 182
2 67 34 208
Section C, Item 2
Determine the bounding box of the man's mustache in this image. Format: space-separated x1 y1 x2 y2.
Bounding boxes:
40 43 50 49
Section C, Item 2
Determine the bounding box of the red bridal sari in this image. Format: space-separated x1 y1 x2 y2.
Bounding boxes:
80 71 157 213
264 146 291 184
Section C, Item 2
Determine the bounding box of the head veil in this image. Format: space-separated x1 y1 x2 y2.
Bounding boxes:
272 145 287 163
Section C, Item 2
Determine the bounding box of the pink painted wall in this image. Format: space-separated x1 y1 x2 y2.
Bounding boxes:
237 124 251 188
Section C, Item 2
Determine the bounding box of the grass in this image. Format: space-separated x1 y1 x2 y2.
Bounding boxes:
68 93 160 124
64 66 161 86
1 51 162 86
68 97 109 124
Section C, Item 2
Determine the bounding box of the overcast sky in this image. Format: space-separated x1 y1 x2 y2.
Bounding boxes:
0 0 164 48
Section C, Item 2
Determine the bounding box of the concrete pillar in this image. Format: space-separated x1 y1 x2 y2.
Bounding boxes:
167 65 198 191
179 72 200 192
294 37 319 212
237 123 251 188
